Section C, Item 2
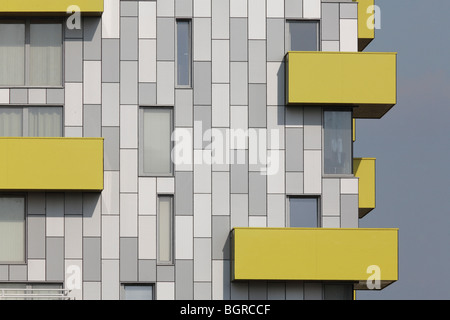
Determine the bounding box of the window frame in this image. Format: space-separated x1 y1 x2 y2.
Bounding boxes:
322 108 354 177
285 19 321 52
138 107 174 177
175 18 192 88
157 195 174 266
0 194 26 265
0 106 64 137
286 196 321 228
120 283 155 300
0 18 64 88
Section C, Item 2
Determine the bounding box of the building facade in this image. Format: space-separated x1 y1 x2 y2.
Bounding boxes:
0 0 398 300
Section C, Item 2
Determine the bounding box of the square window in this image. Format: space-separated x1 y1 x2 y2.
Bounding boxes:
288 197 319 228
287 20 319 51
0 20 62 87
0 108 23 136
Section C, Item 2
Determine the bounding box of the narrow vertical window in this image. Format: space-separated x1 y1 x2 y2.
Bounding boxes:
0 22 25 86
29 23 62 86
140 108 173 176
176 19 191 86
158 196 173 264
324 110 352 175
289 197 319 228
0 196 25 263
287 20 319 51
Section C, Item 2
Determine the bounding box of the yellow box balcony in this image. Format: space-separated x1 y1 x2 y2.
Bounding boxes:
0 138 103 191
354 158 376 218
354 0 376 51
231 227 398 289
0 0 103 15
355 0 376 51
285 51 397 119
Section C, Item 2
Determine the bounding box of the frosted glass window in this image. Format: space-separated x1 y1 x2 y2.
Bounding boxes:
0 197 25 263
0 106 62 137
324 111 352 175
122 285 153 300
28 107 63 137
0 108 23 137
29 23 62 86
289 198 318 228
176 20 191 86
141 108 173 175
288 21 319 51
0 21 62 86
0 23 25 86
158 196 173 264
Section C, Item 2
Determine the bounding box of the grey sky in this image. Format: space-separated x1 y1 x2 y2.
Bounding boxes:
355 0 450 300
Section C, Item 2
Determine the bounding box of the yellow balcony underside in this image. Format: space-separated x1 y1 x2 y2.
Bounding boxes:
354 158 376 218
354 0 376 51
0 0 103 15
232 228 398 290
286 51 397 119
0 138 103 191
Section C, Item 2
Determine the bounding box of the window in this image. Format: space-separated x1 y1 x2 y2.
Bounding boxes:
287 20 319 51
324 110 352 175
176 19 192 87
0 20 62 86
139 108 173 176
0 196 25 263
0 107 63 137
120 284 154 300
157 196 173 264
323 283 353 300
288 197 319 228
0 108 22 137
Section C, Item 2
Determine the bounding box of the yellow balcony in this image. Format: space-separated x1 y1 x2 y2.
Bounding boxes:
353 158 376 217
0 0 103 15
285 51 397 118
231 227 398 289
354 0 376 51
0 138 103 191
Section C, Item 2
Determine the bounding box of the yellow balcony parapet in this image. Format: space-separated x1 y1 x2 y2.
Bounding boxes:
354 0 376 51
231 227 398 290
0 137 103 191
285 51 397 119
0 0 103 15
353 158 376 218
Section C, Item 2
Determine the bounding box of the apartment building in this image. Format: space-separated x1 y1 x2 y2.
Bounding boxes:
0 0 398 300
